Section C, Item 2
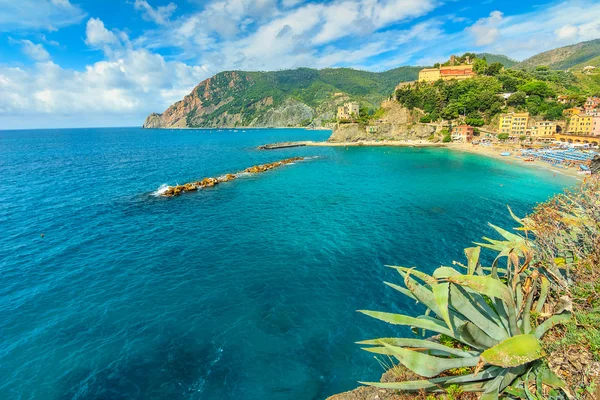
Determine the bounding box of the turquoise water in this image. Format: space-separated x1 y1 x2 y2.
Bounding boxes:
0 128 573 399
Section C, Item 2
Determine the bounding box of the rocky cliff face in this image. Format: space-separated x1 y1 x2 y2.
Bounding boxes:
142 71 250 128
142 67 422 129
328 100 435 142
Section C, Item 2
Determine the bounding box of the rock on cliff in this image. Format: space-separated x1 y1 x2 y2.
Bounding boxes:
328 100 435 142
249 99 314 127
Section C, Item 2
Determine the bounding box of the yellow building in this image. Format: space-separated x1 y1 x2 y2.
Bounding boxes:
418 65 475 83
568 114 594 134
337 102 360 120
563 107 582 117
499 112 529 136
418 68 441 82
530 121 557 137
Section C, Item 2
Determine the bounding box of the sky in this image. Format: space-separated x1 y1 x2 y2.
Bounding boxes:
1 0 599 129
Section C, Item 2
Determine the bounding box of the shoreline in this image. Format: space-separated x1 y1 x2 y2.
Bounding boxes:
259 140 585 180
447 143 584 180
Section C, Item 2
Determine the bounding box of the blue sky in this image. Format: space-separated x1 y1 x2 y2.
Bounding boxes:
1 0 599 129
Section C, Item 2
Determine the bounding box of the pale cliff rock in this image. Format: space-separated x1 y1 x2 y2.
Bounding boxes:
250 99 314 127
328 101 435 142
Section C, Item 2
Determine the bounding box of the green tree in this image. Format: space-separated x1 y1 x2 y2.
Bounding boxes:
485 62 503 76
473 59 488 75
507 91 526 107
518 80 555 98
466 116 485 126
498 133 510 141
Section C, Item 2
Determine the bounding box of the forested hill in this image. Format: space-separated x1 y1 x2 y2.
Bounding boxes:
515 39 600 70
143 67 420 129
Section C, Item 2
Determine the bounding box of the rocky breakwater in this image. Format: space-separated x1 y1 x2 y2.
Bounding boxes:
160 157 305 197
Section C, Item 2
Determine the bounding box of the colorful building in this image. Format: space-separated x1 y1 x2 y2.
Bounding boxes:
418 65 475 83
499 112 529 136
451 125 474 142
584 96 600 114
563 107 582 117
557 95 573 105
337 102 360 120
568 114 595 135
530 121 558 138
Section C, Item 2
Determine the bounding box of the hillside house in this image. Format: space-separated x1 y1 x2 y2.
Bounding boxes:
451 125 474 142
337 102 360 120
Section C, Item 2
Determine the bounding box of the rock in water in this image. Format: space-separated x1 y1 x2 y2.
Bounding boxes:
159 157 305 197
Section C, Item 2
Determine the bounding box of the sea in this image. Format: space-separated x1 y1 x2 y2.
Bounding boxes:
0 127 574 400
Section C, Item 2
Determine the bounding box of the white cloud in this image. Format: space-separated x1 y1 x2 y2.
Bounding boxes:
85 18 121 48
0 49 209 127
19 40 51 61
0 0 86 31
555 24 578 40
465 0 600 60
468 11 503 46
134 0 177 25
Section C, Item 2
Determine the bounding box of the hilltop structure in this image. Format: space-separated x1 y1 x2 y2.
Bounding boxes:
418 55 475 83
337 102 360 120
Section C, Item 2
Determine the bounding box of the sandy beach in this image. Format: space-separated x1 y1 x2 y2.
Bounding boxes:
261 140 586 180
447 142 584 180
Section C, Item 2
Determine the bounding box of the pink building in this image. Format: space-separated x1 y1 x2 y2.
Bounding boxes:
584 97 600 114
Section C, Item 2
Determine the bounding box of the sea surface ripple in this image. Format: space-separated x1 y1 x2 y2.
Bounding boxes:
0 128 573 399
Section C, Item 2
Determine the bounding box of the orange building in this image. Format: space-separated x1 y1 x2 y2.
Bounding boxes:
451 125 474 142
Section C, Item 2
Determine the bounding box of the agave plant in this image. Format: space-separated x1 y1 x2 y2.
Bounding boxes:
358 226 572 399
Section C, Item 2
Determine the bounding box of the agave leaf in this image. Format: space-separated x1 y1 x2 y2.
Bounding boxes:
447 275 519 334
457 322 500 349
507 206 524 226
464 247 481 275
433 266 462 279
449 285 508 341
357 337 477 357
539 365 566 388
488 223 527 245
480 373 503 400
404 272 442 317
378 342 479 378
383 281 416 301
387 266 436 285
357 310 453 337
433 283 452 332
534 276 550 313
481 334 544 368
521 276 538 334
533 311 572 339
359 367 501 391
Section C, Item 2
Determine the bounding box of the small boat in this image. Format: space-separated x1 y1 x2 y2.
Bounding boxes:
523 157 535 162
500 152 511 156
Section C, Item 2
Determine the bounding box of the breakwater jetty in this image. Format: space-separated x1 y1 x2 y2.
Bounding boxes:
158 157 305 197
258 141 310 150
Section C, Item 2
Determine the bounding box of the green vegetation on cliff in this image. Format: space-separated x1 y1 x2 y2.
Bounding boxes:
395 56 598 125
146 66 420 128
515 39 600 70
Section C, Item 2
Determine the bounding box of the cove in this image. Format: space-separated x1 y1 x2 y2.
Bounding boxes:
0 128 573 399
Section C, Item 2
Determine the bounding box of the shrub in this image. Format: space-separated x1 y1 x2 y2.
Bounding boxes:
358 225 572 398
420 115 432 123
498 133 509 141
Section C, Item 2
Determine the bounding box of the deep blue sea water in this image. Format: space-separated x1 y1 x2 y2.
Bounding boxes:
0 127 574 400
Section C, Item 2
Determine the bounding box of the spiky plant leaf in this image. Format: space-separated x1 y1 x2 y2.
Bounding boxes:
378 342 480 378
357 310 453 337
357 337 477 357
480 334 544 368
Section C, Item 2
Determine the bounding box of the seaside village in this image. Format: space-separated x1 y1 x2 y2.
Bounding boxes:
336 55 600 175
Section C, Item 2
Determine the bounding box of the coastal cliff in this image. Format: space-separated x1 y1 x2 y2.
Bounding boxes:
328 100 435 142
142 67 420 129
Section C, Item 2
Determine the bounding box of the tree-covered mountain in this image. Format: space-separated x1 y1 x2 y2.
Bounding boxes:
476 53 517 68
514 39 600 70
143 67 420 128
